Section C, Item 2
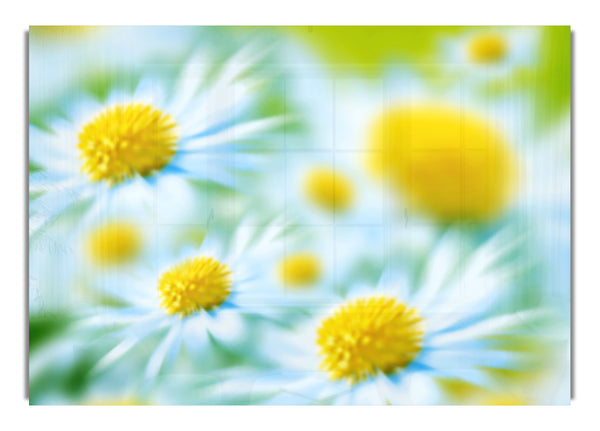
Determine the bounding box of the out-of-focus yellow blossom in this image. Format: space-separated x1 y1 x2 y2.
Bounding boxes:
304 167 355 213
468 33 508 63
368 104 517 222
436 378 530 405
85 221 142 266
277 253 322 288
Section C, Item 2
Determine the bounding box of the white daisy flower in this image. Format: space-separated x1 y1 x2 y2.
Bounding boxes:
439 27 541 83
252 222 396 314
245 227 561 405
29 43 284 239
29 217 152 315
281 150 387 230
72 219 301 390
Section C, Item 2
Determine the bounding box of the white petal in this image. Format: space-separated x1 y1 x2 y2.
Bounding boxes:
214 42 268 87
29 125 80 172
92 337 137 374
427 309 551 347
416 347 523 371
133 77 165 107
29 182 92 237
411 230 465 309
168 52 210 116
75 308 161 330
349 380 387 405
145 321 182 381
29 170 84 195
155 175 200 225
205 311 245 346
181 315 210 355
379 372 441 405
179 116 284 152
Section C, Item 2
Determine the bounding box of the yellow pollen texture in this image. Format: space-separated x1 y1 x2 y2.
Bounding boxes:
278 253 321 287
85 222 142 265
158 257 232 317
468 33 507 63
316 296 424 384
304 167 355 212
368 104 517 222
78 103 178 185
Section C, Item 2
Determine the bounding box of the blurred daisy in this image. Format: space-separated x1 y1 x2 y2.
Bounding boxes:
310 67 530 224
252 228 554 405
367 101 519 222
82 219 147 267
67 217 158 310
29 218 149 315
268 226 331 306
440 27 541 82
29 43 284 238
283 151 386 228
74 219 301 388
262 222 394 311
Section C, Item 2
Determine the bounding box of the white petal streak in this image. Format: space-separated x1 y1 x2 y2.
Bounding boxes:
168 53 210 116
91 317 164 374
29 125 79 171
75 308 161 331
214 42 268 87
425 229 527 319
411 231 465 308
29 171 84 195
91 337 138 374
29 182 91 237
427 309 551 347
145 321 182 380
181 117 284 152
417 348 523 371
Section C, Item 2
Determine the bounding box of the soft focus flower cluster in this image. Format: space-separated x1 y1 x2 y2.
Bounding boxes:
28 26 571 405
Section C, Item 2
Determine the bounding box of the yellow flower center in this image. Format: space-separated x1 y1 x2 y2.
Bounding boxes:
468 33 507 63
277 253 321 287
304 167 354 212
85 222 142 266
157 257 232 317
316 296 424 384
78 103 178 185
368 104 517 221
